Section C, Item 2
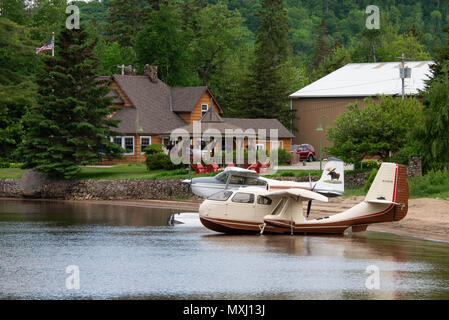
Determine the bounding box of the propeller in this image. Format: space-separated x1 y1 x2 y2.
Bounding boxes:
306 200 312 218
307 173 316 218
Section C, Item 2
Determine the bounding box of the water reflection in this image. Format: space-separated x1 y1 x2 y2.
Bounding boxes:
0 200 176 227
0 200 448 300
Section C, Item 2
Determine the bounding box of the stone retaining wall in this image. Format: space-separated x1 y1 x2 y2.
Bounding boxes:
0 178 193 200
0 172 370 200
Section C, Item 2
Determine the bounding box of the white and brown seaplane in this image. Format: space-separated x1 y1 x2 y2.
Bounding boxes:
199 162 408 235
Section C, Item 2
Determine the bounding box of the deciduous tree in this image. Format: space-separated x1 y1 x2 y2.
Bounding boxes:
326 96 423 165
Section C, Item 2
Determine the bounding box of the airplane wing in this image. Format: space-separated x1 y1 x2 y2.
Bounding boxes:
223 167 259 177
265 188 328 202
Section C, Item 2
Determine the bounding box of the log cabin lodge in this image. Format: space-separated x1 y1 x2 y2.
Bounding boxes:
99 65 293 164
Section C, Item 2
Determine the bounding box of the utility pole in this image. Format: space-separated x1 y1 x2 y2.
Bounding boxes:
395 52 411 100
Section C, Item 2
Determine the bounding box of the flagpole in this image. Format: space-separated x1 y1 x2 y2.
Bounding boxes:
52 32 55 57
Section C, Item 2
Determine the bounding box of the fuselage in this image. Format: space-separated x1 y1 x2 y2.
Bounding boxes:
186 171 342 199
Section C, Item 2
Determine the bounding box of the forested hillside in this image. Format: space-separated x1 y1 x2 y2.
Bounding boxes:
1 0 448 163
73 0 449 62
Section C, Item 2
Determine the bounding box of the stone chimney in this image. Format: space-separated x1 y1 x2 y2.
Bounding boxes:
144 64 158 83
123 65 136 76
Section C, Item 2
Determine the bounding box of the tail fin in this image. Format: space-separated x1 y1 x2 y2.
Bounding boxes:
365 163 409 221
313 158 344 197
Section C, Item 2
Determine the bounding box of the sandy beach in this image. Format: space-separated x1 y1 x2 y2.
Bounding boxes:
313 196 449 243
2 196 448 242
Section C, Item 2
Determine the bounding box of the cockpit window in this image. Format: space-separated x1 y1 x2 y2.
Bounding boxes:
246 177 267 186
229 175 245 185
208 190 233 201
215 172 227 183
231 192 255 204
257 196 272 205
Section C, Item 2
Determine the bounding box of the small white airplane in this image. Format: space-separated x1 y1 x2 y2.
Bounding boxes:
183 158 345 198
198 162 409 235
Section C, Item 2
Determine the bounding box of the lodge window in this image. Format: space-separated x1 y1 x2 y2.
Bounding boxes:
113 137 122 147
231 192 255 204
271 141 283 150
201 104 208 117
110 136 135 155
140 136 151 154
124 137 134 154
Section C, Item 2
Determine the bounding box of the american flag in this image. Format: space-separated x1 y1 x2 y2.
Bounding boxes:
35 38 53 54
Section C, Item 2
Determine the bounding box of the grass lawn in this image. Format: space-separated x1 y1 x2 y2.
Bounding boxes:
0 168 25 179
76 164 218 180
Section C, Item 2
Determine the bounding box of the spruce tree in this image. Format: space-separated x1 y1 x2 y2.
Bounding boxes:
312 19 328 68
20 28 123 179
105 0 148 47
243 0 294 130
428 26 449 86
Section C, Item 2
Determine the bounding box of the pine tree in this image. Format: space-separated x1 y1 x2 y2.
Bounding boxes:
428 26 449 86
105 0 148 47
19 28 123 179
243 0 294 130
312 19 328 68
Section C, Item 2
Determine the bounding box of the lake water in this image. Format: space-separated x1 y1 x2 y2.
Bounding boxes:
0 199 448 300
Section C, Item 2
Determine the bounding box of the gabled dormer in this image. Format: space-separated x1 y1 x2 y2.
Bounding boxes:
171 86 223 124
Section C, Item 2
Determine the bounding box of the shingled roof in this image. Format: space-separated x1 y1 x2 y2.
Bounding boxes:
222 118 294 138
171 86 223 113
106 73 291 139
169 107 248 135
110 75 187 134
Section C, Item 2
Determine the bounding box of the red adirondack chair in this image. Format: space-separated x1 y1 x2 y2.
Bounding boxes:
206 162 219 173
247 162 259 172
192 163 208 174
258 161 269 173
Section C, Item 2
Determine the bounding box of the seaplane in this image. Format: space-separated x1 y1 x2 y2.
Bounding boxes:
198 162 408 235
183 158 345 198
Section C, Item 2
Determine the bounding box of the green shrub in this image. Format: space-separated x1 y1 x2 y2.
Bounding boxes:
0 161 10 168
364 168 379 192
362 160 380 170
275 148 291 164
9 163 24 168
146 152 182 171
144 144 162 155
408 170 449 198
